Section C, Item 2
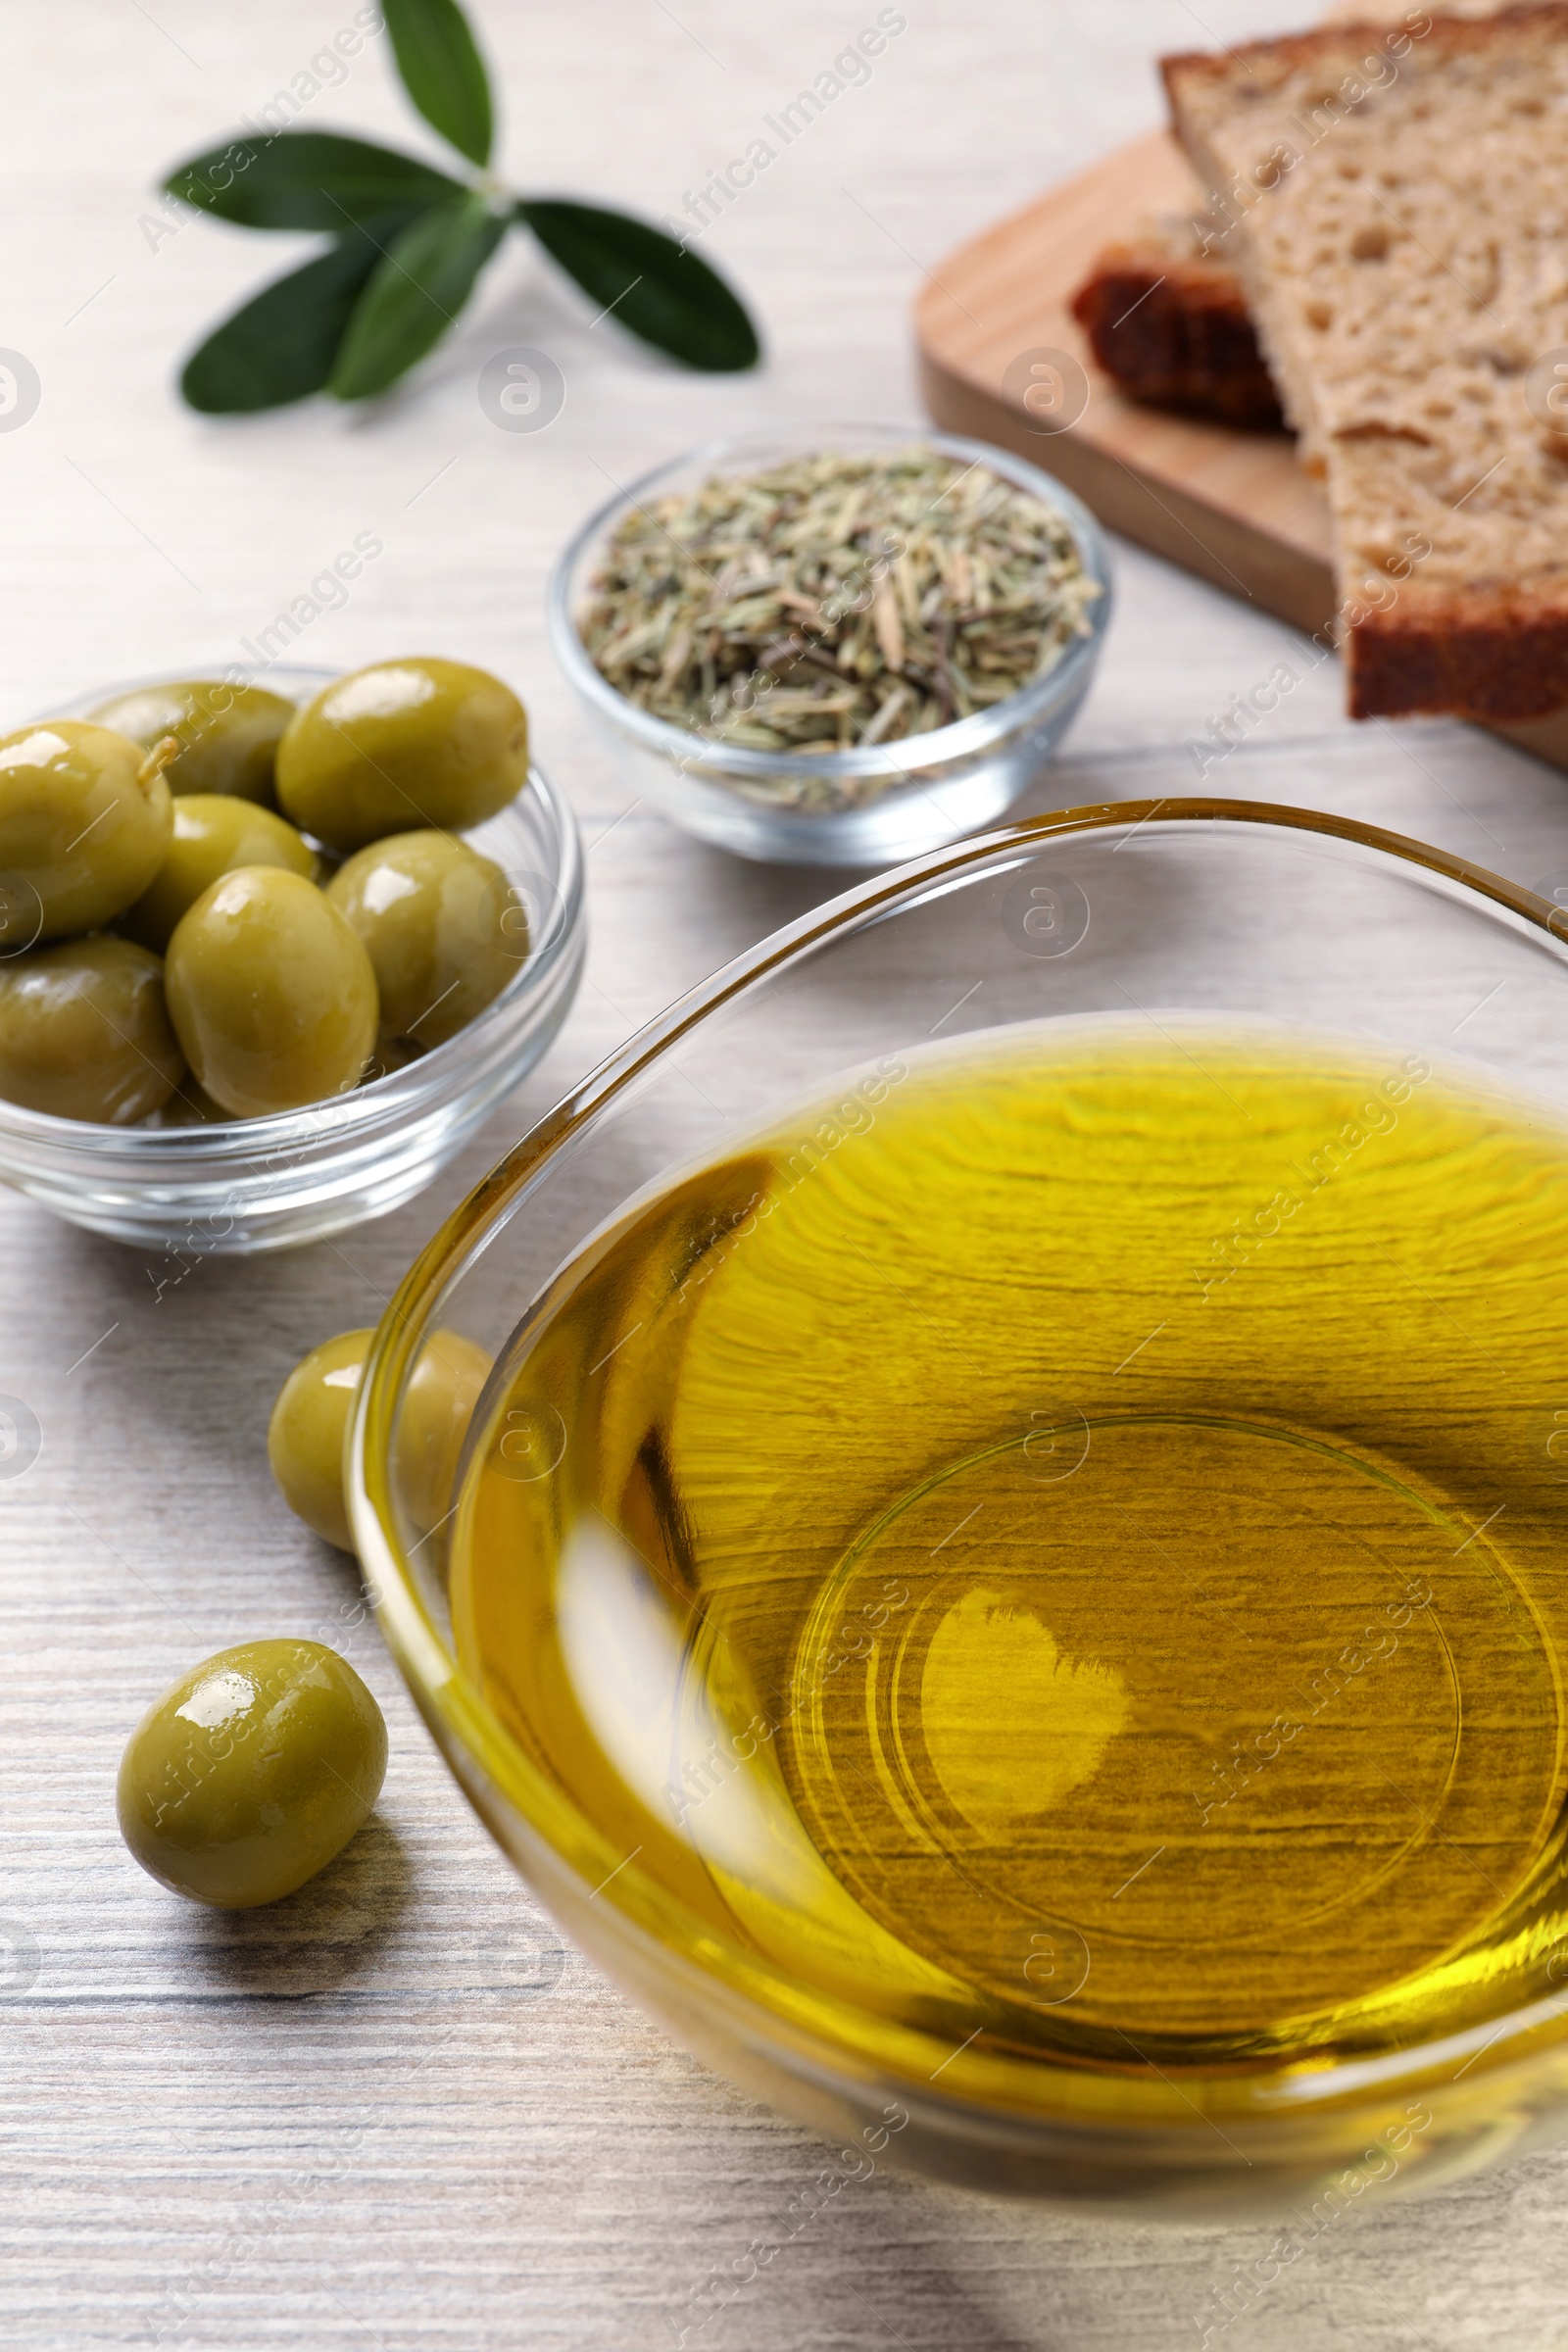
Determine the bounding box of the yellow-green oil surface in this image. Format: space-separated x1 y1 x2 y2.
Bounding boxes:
451 1022 1568 2079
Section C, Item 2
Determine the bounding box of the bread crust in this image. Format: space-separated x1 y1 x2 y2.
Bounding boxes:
1162 3 1568 109
1070 242 1285 428
1349 597 1568 719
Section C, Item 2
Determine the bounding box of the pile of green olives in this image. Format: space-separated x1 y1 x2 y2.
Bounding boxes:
0 658 532 1126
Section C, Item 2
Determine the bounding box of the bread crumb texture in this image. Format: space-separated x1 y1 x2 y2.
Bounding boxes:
1166 7 1568 719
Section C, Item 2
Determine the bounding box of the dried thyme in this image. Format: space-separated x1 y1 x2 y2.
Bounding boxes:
578 446 1100 808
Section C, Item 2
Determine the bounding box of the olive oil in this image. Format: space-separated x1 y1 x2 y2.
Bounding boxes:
450 1021 1568 2080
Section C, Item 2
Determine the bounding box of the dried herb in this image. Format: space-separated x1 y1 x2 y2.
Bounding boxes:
579 447 1099 807
164 0 759 413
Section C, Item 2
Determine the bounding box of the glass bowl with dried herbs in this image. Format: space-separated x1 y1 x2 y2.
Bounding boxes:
548 424 1112 866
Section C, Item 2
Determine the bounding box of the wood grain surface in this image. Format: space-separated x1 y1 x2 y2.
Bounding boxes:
4 5 1568 2347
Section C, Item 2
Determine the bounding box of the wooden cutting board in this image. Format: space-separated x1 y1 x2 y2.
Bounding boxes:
914 128 1568 774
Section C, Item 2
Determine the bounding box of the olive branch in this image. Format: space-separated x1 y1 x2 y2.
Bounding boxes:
164 0 760 412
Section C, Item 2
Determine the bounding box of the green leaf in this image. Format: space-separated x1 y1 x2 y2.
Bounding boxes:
514 200 760 372
328 196 505 400
165 131 464 231
179 212 425 413
383 0 494 169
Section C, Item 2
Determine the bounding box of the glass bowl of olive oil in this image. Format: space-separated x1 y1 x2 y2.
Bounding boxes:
352 800 1568 2217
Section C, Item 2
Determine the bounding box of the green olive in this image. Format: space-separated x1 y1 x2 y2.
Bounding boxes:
270 1326 492 1553
325 830 521 1049
0 720 173 940
268 1329 372 1551
0 936 185 1123
401 1328 494 1537
117 1639 387 1909
89 680 295 804
121 795 318 954
275 658 528 851
165 866 378 1118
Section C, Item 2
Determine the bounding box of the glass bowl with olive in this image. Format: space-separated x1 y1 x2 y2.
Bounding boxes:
0 662 584 1251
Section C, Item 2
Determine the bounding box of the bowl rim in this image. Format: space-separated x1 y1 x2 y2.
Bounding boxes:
545 419 1114 791
351 796 1568 2133
0 662 585 1162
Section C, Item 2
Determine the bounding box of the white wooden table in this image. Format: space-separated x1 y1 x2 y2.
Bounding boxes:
3 5 1564 2344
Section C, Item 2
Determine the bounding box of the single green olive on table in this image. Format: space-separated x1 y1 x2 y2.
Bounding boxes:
117 1639 388 1908
0 655 533 1128
160 0 759 416
269 1324 493 1553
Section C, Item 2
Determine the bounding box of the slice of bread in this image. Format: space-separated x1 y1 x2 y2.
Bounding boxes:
1164 6 1568 722
1069 11 1507 442
1070 219 1285 427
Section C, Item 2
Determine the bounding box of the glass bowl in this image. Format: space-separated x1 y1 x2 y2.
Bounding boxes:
547 422 1113 869
0 665 585 1253
353 800 1568 2220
